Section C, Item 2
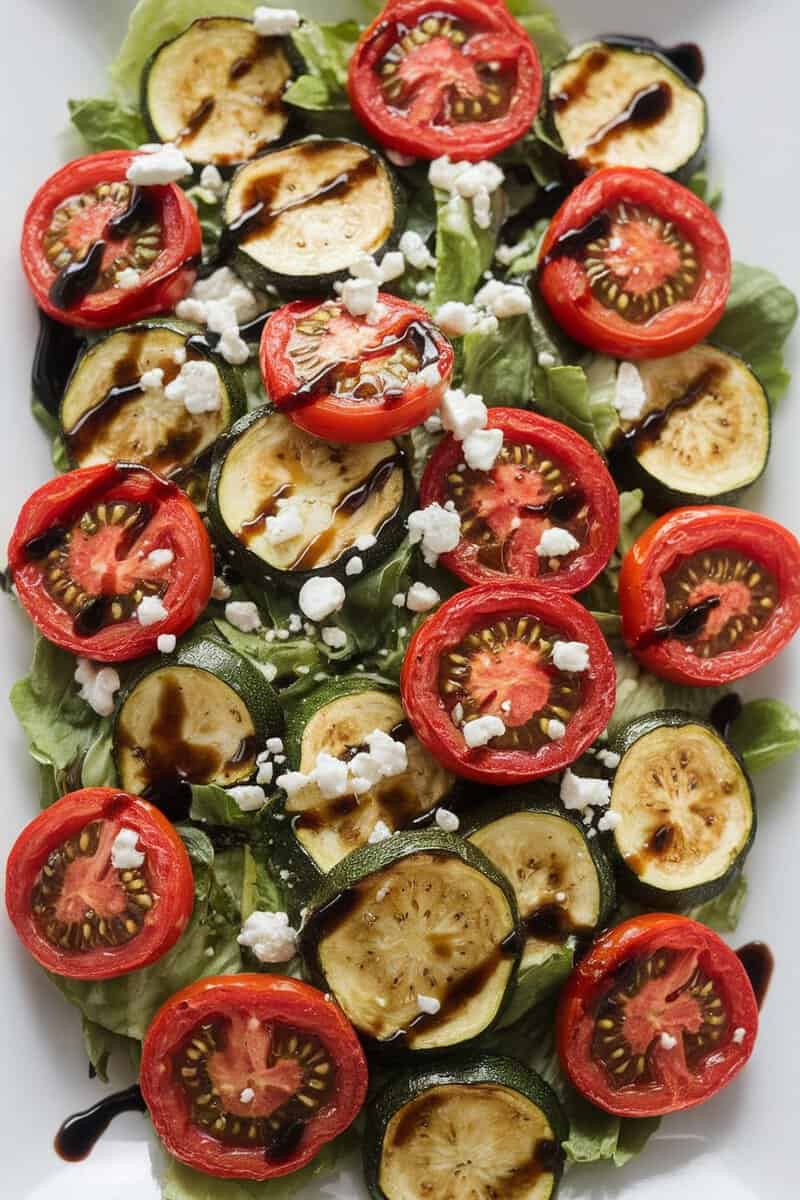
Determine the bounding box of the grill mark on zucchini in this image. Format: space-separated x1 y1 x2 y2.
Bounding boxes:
290 453 402 570
177 96 217 145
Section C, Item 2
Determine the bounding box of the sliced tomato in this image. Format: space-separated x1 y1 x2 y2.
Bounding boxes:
557 914 758 1117
260 294 453 442
538 167 731 358
8 463 213 662
347 0 542 162
419 407 619 590
140 974 368 1180
400 580 615 784
619 505 800 685
21 150 201 330
4 787 194 980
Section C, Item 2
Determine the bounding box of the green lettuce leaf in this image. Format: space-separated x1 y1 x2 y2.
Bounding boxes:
505 0 568 69
161 1132 358 1199
53 829 242 1040
68 97 147 152
190 783 254 827
712 262 798 405
82 1017 140 1083
688 873 748 933
10 634 102 777
609 650 729 736
433 193 502 308
685 169 723 210
462 314 536 408
533 363 595 444
728 699 800 773
110 0 257 95
80 722 119 788
284 20 361 112
31 395 69 474
583 354 621 450
497 944 574 1029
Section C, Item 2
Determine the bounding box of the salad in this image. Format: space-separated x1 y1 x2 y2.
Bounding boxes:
5 0 800 1197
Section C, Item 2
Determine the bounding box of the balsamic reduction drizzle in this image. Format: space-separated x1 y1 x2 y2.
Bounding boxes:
31 311 81 416
539 214 611 271
710 693 743 740
637 595 721 650
105 187 151 239
23 525 68 560
49 240 106 309
54 1085 146 1162
736 941 774 1010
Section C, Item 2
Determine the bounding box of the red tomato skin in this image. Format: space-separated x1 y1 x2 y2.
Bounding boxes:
5 788 194 980
556 914 759 1117
8 464 213 662
619 506 800 685
400 581 615 784
419 407 619 590
347 0 542 162
140 974 369 1180
260 294 454 442
539 168 731 358
21 150 201 330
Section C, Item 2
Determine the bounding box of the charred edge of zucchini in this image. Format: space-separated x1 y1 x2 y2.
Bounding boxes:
112 635 283 794
608 345 771 514
221 137 405 294
607 709 756 909
206 404 414 592
460 784 616 965
546 40 707 181
284 673 402 766
299 830 523 1055
59 322 246 481
140 16 305 174
363 1054 567 1200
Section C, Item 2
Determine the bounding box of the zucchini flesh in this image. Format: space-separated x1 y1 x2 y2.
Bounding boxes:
314 850 517 1051
610 720 754 901
288 689 453 872
212 408 406 579
379 1082 560 1200
143 18 292 167
622 345 770 507
549 42 705 176
470 810 603 969
60 326 234 477
115 664 257 794
223 139 397 289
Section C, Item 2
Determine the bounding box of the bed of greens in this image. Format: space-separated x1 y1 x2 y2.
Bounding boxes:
5 1 800 1198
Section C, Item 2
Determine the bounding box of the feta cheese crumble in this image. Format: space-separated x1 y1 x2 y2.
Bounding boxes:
596 750 621 769
429 157 504 230
416 993 441 1015
252 6 300 36
136 596 168 626
546 718 566 741
199 164 225 195
614 361 648 421
473 279 532 319
127 143 192 185
407 503 461 566
224 600 262 633
116 267 140 290
368 820 393 844
139 367 164 392
345 556 364 576
211 576 232 601
356 534 376 551
440 388 487 439
732 1026 746 1044
536 527 580 558
237 910 297 962
560 770 611 811
239 1088 255 1105
406 582 440 612
463 715 505 748
322 626 348 649
399 230 436 270
435 807 459 832
110 828 145 870
597 810 622 833
230 785 267 812
434 301 479 338
552 640 590 672
157 633 176 654
256 759 274 786
659 1032 678 1050
74 658 120 717
298 576 346 622
462 427 503 471
164 360 221 414
538 350 557 368
265 501 304 545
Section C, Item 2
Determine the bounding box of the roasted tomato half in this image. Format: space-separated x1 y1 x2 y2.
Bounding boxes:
347 0 542 162
401 581 615 784
538 167 731 358
260 294 453 442
5 787 194 980
21 150 201 329
420 407 619 590
557 914 758 1117
8 463 213 662
619 505 800 685
141 974 368 1180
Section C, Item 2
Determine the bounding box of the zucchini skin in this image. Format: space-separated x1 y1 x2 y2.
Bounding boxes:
545 41 708 183
608 709 757 909
299 829 523 1055
223 137 406 295
607 347 771 514
112 634 283 783
460 783 617 931
139 18 304 175
59 320 246 472
363 1053 567 1200
206 404 415 592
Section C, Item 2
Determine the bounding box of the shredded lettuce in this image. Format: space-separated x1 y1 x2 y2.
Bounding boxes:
713 262 798 405
68 97 147 151
728 699 800 773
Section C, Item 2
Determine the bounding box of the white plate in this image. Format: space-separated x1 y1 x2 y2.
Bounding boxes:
1 2 798 1197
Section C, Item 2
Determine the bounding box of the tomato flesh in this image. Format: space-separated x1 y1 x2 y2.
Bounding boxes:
261 295 453 442
557 915 758 1116
420 408 619 591
347 0 542 162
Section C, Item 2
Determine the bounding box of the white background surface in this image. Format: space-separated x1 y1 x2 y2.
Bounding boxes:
1 1 798 1197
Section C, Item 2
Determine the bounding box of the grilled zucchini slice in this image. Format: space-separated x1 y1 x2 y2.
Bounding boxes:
207 405 411 589
113 637 282 797
607 710 756 907
364 1055 567 1200
609 345 770 512
142 17 295 169
464 788 615 971
548 40 706 178
60 324 244 479
300 831 521 1053
275 676 455 876
222 138 401 293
